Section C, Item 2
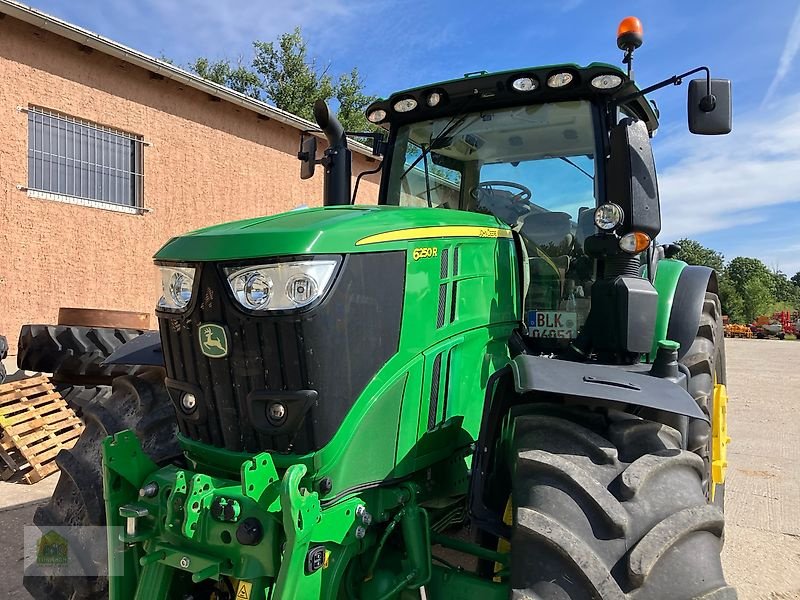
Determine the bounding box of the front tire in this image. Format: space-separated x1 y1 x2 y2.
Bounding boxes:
509 407 734 599
23 368 180 600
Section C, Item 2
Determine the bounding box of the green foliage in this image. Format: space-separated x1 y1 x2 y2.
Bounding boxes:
740 277 774 323
334 68 375 133
673 238 724 273
718 277 745 324
189 28 376 132
251 28 334 122
726 257 771 291
676 240 800 323
190 57 261 98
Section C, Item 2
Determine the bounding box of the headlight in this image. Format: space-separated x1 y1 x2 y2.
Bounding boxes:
367 108 387 123
511 76 538 92
546 72 574 88
393 98 418 113
225 259 339 311
594 203 624 230
591 74 623 89
158 266 195 312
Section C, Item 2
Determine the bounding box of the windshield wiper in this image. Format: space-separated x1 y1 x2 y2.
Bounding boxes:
558 156 594 181
399 95 481 182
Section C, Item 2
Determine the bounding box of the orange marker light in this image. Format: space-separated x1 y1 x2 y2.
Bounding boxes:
617 16 644 50
619 231 651 254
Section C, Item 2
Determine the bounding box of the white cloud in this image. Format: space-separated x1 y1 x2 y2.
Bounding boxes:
763 3 800 106
100 0 373 63
656 94 800 242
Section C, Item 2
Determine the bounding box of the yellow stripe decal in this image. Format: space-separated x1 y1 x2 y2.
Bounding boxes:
355 226 512 246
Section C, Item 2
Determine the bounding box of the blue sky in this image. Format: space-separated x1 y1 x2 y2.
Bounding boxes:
28 0 800 275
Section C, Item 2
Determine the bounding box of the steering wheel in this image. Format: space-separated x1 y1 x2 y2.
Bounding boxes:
470 181 532 203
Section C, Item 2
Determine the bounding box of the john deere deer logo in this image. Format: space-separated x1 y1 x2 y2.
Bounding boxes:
198 324 228 358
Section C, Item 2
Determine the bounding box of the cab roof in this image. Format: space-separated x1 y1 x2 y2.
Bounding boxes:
367 62 659 133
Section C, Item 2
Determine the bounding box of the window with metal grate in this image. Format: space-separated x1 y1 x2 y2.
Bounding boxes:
26 106 145 210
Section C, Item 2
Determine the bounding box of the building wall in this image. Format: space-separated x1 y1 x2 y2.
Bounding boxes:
0 16 381 353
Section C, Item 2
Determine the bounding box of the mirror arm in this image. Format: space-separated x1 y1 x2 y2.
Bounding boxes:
614 65 714 110
299 129 386 159
344 131 387 157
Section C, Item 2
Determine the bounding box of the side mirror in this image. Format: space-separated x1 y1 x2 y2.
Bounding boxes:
606 118 660 238
688 79 732 135
298 135 318 180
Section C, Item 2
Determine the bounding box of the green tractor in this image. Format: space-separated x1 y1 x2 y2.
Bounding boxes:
26 18 734 600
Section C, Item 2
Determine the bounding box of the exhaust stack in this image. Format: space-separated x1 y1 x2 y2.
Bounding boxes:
313 99 352 206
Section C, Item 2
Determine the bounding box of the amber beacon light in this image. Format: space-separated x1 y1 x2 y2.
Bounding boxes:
617 16 644 78
617 16 643 50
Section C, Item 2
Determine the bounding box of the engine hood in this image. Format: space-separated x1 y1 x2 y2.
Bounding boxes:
154 205 510 262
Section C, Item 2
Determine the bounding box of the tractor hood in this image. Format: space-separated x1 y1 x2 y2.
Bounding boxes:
154 205 509 262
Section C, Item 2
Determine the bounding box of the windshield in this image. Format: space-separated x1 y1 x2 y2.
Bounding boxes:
384 100 601 346
383 101 598 227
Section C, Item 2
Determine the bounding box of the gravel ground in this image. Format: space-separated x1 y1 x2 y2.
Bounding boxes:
1 339 797 598
720 339 800 599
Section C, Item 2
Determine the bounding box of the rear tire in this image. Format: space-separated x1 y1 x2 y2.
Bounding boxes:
681 292 726 507
23 368 180 600
509 407 734 599
17 324 145 382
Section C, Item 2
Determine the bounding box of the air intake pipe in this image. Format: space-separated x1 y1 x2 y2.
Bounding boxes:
313 99 352 206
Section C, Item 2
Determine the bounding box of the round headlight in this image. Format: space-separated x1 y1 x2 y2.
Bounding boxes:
594 203 624 230
426 92 442 107
546 72 574 88
511 76 538 92
244 272 272 308
393 98 418 113
168 271 193 309
591 74 623 89
367 108 387 123
619 231 652 254
286 274 319 307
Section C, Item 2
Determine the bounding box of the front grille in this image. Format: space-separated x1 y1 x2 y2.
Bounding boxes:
158 252 405 454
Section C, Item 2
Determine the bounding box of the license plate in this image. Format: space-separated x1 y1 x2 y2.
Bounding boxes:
527 311 577 339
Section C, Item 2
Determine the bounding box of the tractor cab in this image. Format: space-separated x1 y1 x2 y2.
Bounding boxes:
377 91 608 347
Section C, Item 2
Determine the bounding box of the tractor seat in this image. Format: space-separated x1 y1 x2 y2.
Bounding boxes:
519 211 574 256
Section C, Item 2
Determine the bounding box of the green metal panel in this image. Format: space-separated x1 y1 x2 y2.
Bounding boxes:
649 258 688 360
154 206 512 261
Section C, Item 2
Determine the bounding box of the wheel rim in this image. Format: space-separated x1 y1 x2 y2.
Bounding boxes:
710 376 730 503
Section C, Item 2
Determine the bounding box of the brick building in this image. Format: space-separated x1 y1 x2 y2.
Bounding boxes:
0 1 381 354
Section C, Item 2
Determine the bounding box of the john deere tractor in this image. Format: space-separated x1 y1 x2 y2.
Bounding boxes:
26 18 734 600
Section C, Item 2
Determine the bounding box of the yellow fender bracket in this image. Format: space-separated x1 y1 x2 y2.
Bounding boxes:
711 382 730 501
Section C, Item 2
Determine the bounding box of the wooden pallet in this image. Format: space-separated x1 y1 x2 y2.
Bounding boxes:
0 375 83 483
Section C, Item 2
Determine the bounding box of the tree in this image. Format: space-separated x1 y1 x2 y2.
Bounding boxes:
673 239 725 274
333 68 375 132
251 28 335 122
791 272 800 287
189 28 375 132
726 256 772 291
769 270 800 305
741 276 774 323
718 277 745 324
189 57 261 98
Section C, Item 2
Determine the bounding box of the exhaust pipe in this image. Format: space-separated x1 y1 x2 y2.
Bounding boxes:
313 99 352 206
